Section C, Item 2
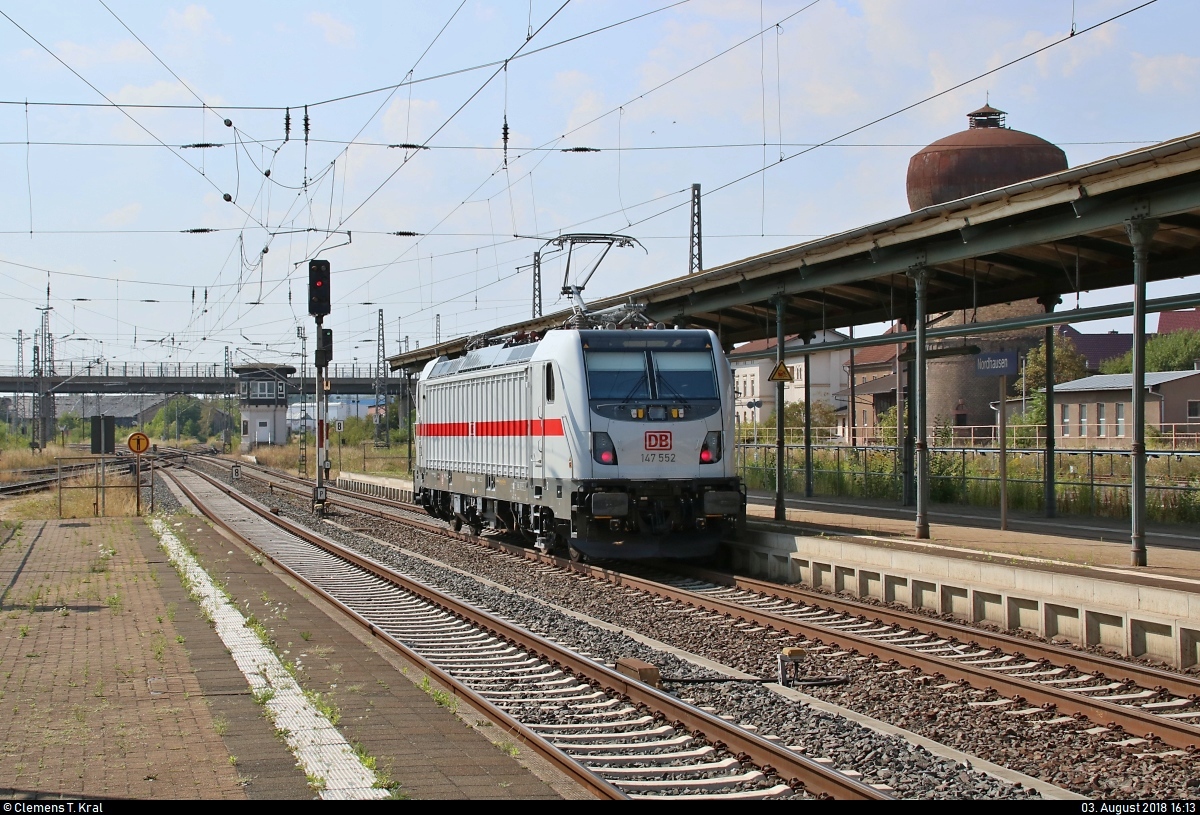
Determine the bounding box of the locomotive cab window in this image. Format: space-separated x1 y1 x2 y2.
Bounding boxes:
653 351 718 400
545 363 555 403
584 348 717 401
585 351 650 400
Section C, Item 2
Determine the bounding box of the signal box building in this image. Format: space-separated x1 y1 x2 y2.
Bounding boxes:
234 363 295 451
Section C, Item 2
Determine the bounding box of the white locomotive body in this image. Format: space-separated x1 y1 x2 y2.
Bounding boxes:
414 328 745 559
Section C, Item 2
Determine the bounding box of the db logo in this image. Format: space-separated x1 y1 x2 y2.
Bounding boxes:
645 431 672 450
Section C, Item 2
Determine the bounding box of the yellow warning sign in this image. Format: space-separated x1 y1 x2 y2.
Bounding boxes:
127 432 150 454
767 361 794 383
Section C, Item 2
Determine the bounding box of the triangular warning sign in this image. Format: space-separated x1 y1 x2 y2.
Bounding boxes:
767 361 794 382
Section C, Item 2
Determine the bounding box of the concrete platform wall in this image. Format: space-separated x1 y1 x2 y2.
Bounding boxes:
729 531 1200 668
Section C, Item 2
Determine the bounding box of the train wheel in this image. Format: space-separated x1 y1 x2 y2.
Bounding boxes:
451 517 463 532
568 544 588 564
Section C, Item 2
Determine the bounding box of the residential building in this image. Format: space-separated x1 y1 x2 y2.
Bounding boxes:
1055 325 1133 373
728 330 849 429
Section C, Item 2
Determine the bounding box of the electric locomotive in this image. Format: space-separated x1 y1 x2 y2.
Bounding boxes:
414 326 745 559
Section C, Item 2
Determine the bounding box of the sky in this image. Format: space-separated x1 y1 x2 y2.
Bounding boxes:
0 0 1195 375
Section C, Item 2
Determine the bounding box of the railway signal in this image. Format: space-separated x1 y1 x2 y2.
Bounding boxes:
308 258 332 513
308 259 331 317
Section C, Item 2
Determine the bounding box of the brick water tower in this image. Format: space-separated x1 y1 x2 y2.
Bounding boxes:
906 105 1068 428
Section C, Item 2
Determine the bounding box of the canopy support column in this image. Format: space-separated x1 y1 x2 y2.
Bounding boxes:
1127 217 1159 567
908 266 930 539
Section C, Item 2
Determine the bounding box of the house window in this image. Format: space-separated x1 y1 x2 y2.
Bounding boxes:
1097 403 1106 436
1189 400 1200 420
249 380 275 399
239 381 248 398
242 420 248 435
1061 404 1070 437
1116 402 1126 437
1079 403 1088 437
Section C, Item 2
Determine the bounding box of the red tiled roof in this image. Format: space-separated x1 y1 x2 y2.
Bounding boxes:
730 334 798 357
1159 309 1200 334
851 325 901 367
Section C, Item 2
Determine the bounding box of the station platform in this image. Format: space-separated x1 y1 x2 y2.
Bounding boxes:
739 491 1200 667
746 490 1200 589
0 516 578 800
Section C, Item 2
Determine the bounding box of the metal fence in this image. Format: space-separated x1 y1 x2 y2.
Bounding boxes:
735 442 1200 522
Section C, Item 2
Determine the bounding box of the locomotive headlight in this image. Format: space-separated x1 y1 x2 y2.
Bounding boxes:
592 432 618 465
699 431 722 464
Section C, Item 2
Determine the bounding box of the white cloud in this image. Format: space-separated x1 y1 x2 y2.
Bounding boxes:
381 97 443 144
166 5 229 43
307 12 355 47
100 203 143 227
1132 52 1200 94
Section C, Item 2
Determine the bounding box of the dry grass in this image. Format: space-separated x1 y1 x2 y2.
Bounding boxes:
243 442 411 479
0 473 143 521
0 444 81 482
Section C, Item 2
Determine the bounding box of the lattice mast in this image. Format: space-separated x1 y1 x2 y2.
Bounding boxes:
532 251 542 318
688 183 702 275
374 309 388 447
296 328 307 472
223 345 233 453
15 330 24 434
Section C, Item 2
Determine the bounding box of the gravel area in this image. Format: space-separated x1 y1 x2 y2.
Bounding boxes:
182 460 1062 799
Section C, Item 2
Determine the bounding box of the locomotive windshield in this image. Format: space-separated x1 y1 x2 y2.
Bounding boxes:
584 351 651 399
585 349 717 401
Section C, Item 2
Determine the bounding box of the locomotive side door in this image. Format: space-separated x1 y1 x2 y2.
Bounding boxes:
531 363 545 484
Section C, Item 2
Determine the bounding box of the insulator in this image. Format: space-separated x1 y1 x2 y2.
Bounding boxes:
304 105 310 144
284 108 291 142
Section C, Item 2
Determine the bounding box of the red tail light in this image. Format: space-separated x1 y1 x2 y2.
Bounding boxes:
699 431 722 464
592 432 618 465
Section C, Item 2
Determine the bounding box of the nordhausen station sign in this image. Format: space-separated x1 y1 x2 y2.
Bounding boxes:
974 352 1018 377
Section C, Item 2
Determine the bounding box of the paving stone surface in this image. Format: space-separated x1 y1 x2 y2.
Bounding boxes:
0 512 575 800
0 519 252 800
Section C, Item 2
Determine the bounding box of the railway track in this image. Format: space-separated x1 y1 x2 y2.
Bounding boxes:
192 458 1200 758
192 458 1200 751
167 465 887 801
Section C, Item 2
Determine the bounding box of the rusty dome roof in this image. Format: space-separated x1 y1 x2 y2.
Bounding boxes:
906 105 1067 211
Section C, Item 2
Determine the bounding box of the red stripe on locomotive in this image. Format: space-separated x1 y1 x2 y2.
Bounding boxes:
416 419 564 437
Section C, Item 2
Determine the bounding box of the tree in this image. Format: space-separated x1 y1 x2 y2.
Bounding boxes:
1101 329 1200 374
764 400 840 440
1016 333 1089 392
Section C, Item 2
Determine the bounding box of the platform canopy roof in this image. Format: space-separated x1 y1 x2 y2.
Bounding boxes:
390 130 1200 373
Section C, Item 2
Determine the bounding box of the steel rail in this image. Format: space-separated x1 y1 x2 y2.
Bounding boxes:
665 561 1200 703
167 467 626 801
200 458 1200 747
217 459 1200 691
174 465 887 800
